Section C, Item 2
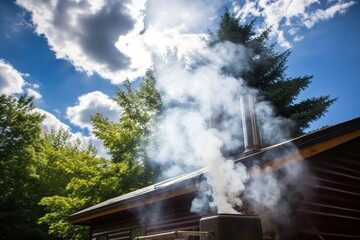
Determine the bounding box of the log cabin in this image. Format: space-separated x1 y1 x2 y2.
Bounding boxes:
68 117 360 240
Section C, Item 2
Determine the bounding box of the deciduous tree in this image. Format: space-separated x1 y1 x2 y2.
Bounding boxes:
0 94 45 239
92 71 162 186
38 129 134 239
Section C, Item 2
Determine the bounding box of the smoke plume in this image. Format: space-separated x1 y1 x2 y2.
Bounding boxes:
149 39 305 215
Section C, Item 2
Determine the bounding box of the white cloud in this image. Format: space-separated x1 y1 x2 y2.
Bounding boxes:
235 0 356 48
145 0 221 32
66 91 122 131
16 0 138 83
65 91 122 158
116 0 224 80
24 83 41 99
0 59 42 99
294 35 304 42
303 1 355 28
16 0 356 84
16 0 224 83
0 59 26 95
36 108 71 132
24 88 42 99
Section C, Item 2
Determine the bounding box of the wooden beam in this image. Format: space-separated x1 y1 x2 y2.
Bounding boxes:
249 129 360 176
134 230 214 240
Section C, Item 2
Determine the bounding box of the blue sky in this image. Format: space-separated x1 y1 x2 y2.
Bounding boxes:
0 0 359 156
287 2 360 130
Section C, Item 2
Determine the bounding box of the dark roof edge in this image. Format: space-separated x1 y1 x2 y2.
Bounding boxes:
68 168 205 223
235 117 360 166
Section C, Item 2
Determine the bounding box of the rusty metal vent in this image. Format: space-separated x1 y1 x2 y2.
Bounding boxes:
200 214 263 240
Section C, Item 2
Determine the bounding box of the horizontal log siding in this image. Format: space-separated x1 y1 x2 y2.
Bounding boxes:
298 137 360 239
146 213 200 235
91 221 135 240
91 194 200 240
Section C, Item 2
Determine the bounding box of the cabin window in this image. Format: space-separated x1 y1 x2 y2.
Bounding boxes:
96 235 107 240
130 227 146 239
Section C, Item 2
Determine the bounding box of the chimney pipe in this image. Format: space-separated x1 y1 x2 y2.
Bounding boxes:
240 93 262 155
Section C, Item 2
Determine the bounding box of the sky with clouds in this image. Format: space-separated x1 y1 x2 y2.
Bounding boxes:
0 0 359 158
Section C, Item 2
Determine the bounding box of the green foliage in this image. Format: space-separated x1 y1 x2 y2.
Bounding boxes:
0 94 46 239
210 10 336 136
38 126 161 239
38 129 131 239
0 86 162 239
39 196 88 240
0 96 138 239
92 70 162 186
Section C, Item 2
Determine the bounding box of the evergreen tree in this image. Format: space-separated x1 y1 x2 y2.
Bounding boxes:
210 10 336 136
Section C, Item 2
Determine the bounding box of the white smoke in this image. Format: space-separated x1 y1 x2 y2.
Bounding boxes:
149 37 308 215
244 154 313 234
255 100 293 144
150 42 247 177
148 42 257 213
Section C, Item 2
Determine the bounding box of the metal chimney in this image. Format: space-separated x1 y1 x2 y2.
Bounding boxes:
240 93 262 155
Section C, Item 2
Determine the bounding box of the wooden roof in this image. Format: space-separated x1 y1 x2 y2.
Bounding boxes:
68 117 360 225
